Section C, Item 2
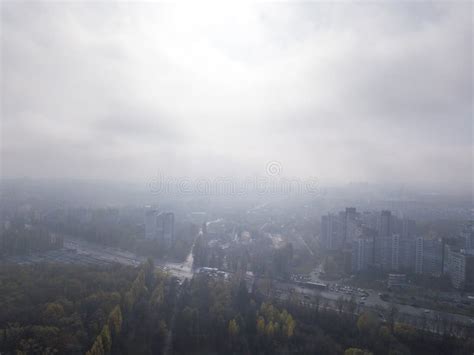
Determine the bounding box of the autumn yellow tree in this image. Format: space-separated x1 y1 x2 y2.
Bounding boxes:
228 319 239 337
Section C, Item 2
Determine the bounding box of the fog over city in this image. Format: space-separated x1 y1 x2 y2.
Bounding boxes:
2 2 474 355
1 1 472 194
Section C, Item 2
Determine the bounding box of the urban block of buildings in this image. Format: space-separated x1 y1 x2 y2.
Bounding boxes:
321 209 474 290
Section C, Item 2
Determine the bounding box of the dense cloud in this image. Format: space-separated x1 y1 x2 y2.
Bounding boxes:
1 1 472 193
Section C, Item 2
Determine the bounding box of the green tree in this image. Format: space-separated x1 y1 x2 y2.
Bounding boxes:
265 321 275 337
107 305 123 337
100 325 111 354
387 303 399 332
43 303 65 324
86 335 104 355
257 317 266 336
285 314 296 338
228 319 239 338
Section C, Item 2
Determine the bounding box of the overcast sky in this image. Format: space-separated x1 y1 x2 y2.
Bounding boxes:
1 1 472 193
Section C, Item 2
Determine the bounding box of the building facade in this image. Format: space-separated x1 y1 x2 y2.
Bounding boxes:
145 208 175 246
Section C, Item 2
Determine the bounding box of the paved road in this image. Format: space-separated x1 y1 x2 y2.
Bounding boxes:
65 238 195 279
272 280 474 332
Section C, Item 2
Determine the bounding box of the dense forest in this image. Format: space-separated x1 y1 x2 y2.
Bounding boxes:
0 262 473 354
